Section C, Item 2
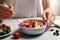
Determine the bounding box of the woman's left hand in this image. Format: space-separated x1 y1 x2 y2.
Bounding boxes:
42 7 55 26
0 4 14 21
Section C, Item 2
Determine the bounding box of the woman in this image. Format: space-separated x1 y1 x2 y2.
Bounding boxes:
0 0 55 26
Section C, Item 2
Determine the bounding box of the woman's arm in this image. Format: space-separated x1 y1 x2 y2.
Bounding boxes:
42 0 50 10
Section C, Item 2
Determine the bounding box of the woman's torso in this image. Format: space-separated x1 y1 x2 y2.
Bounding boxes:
14 0 43 18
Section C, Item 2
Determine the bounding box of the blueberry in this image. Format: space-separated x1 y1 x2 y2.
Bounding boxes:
1 32 6 35
56 33 59 36
53 30 60 36
0 33 3 35
56 30 59 33
3 31 7 34
53 32 56 35
0 32 5 35
6 30 10 34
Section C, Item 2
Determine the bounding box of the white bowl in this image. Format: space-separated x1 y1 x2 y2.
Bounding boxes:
19 18 46 35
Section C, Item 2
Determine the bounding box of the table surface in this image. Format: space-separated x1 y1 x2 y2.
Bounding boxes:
0 16 60 40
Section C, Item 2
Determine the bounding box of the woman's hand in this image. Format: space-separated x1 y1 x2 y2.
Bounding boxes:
42 7 55 26
0 4 14 21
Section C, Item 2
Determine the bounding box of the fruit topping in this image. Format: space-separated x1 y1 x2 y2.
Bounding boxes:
19 19 45 28
0 24 11 36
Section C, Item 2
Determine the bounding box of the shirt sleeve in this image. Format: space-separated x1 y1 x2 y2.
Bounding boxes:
4 0 10 5
0 0 4 4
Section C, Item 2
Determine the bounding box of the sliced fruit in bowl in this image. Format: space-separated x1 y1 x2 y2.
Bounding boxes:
0 24 12 37
19 19 45 28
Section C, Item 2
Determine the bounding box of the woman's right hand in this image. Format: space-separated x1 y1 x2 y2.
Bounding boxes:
42 7 55 26
0 4 14 21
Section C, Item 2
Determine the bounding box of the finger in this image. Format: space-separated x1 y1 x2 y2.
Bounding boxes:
0 13 11 20
48 12 53 19
46 18 52 26
47 15 55 26
50 15 55 23
46 17 52 26
0 12 7 19
0 4 13 14
43 12 47 21
0 5 14 16
44 12 50 20
0 10 13 19
0 9 13 17
48 13 55 23
46 12 53 23
46 19 50 26
0 6 14 19
0 16 10 21
8 4 13 10
0 11 10 18
0 7 13 16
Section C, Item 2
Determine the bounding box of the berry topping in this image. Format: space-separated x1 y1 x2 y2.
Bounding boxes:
56 30 59 33
19 19 45 28
53 32 56 35
56 33 59 36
